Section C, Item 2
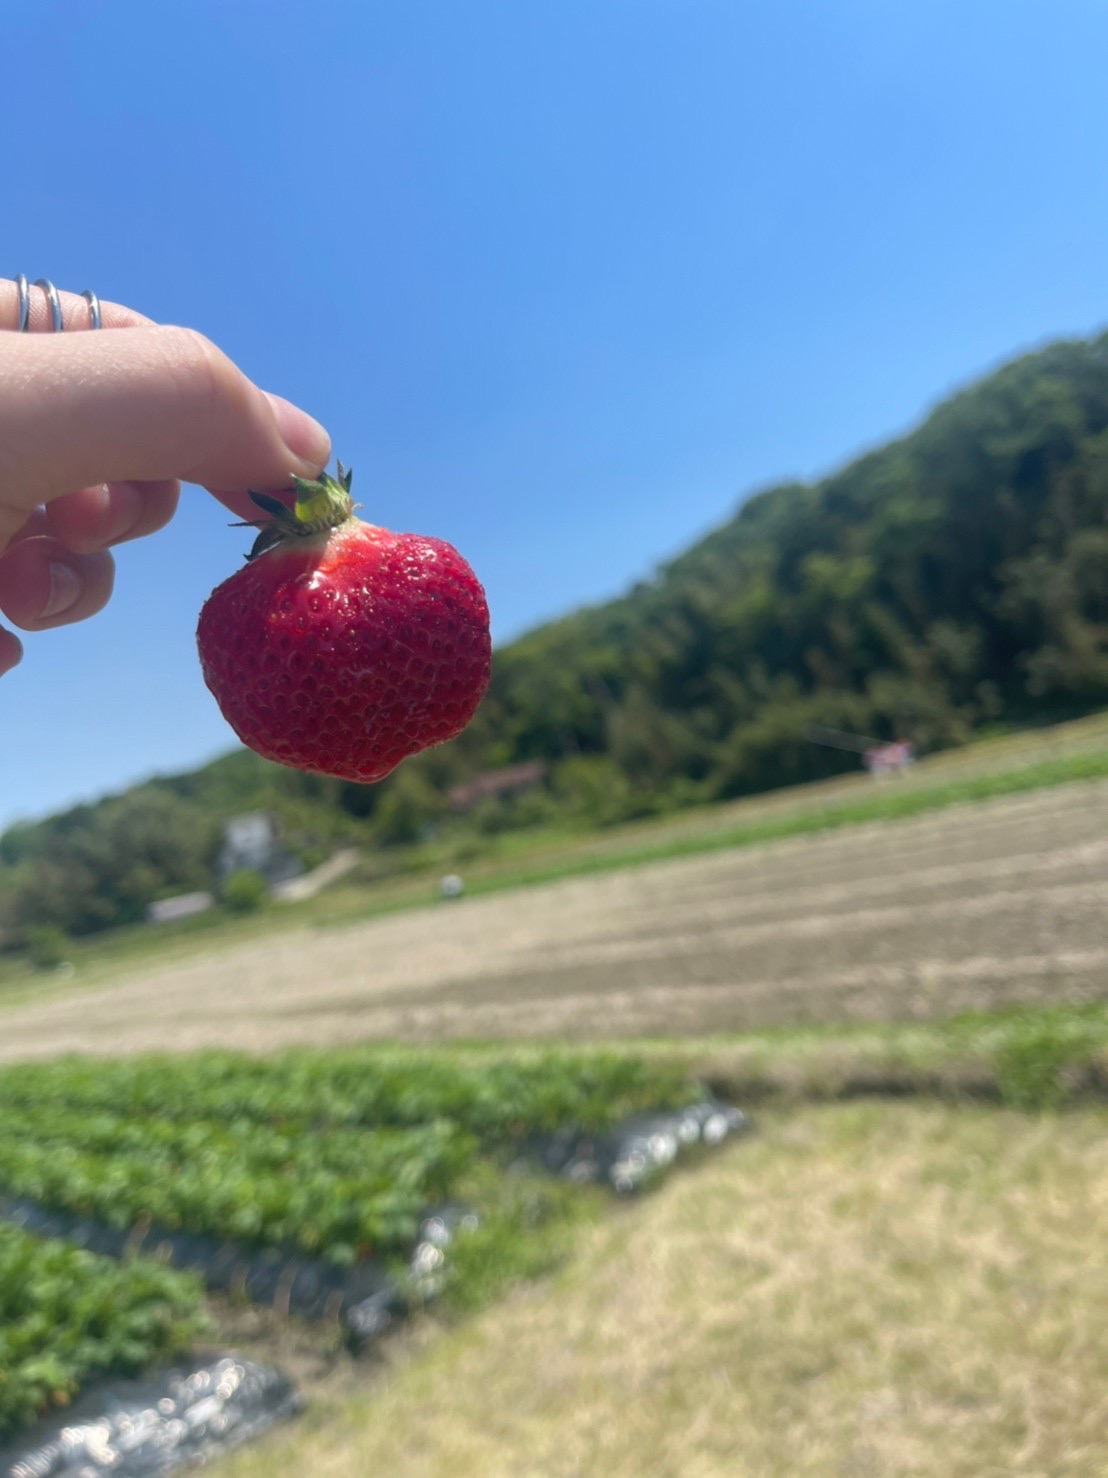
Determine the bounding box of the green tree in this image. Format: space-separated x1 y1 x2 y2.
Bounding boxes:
221 869 268 913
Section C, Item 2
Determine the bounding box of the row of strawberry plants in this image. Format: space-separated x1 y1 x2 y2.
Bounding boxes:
0 1222 203 1440
0 1102 471 1183
0 1113 471 1265
0 1048 691 1141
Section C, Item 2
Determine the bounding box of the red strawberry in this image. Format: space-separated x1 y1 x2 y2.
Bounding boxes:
196 464 491 783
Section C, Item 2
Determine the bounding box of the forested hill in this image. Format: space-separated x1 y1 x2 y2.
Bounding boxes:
455 330 1108 805
4 330 1108 939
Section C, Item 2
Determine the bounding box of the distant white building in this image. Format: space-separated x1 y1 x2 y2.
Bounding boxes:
216 812 302 886
147 891 214 924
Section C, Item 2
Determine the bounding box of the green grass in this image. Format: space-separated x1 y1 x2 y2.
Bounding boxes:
339 1000 1108 1114
638 999 1108 1111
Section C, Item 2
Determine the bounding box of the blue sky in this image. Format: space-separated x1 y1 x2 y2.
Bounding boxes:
4 0 1108 825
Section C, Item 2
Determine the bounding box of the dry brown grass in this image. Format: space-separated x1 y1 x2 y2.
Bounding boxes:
220 1102 1108 1477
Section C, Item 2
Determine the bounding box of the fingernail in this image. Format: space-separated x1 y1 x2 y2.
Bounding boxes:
101 482 145 546
266 393 331 471
41 561 84 620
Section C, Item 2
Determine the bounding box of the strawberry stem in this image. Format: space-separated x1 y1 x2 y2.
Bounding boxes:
241 464 355 561
290 462 355 531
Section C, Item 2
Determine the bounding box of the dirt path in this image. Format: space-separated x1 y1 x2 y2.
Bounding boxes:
2 780 1106 1061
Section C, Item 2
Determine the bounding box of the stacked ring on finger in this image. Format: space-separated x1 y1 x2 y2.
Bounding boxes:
12 275 101 331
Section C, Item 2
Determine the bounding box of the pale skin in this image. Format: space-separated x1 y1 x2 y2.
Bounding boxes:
0 282 332 676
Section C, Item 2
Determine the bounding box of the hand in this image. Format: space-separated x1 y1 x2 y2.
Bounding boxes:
0 281 331 676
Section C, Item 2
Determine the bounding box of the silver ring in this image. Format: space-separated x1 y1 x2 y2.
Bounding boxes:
80 289 101 329
14 273 29 332
9 276 102 330
33 278 63 332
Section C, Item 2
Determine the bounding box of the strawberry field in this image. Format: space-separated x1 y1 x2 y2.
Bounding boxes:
0 1050 691 1261
0 1048 712 1453
0 1222 203 1440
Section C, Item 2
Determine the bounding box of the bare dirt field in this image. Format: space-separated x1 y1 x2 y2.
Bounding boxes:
2 778 1106 1062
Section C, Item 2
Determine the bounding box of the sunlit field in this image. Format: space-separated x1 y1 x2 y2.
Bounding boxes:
220 1101 1108 1478
2 719 1105 1476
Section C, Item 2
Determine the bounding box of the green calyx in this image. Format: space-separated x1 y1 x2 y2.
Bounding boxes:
238 462 356 561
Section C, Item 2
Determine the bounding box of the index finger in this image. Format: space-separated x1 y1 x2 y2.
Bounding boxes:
0 279 154 332
0 281 306 526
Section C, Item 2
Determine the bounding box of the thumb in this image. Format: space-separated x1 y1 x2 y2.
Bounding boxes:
0 326 330 541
